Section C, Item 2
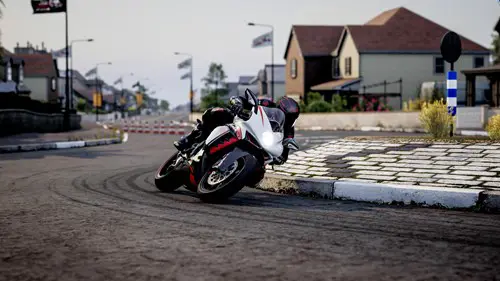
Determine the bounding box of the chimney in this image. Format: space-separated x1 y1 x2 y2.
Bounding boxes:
16 42 19 47
41 41 46 51
36 45 39 51
27 41 30 47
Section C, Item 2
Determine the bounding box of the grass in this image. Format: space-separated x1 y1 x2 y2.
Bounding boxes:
345 135 495 144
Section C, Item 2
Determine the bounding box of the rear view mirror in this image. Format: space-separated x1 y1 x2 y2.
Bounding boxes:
245 88 259 114
283 138 299 151
287 143 299 151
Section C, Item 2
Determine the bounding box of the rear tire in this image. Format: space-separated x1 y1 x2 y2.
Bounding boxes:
197 154 258 203
154 152 187 192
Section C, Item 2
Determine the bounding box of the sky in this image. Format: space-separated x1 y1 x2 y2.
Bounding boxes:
0 0 499 107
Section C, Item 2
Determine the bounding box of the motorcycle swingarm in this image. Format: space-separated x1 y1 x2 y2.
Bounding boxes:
213 147 250 171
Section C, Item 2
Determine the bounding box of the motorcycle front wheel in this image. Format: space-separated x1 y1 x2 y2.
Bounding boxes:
197 153 258 203
154 152 188 192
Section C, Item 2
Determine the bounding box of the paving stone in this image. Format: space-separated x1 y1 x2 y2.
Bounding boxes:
329 163 350 168
422 183 460 188
308 158 328 162
350 165 381 170
469 162 500 167
485 153 500 158
329 168 356 173
381 167 414 172
414 148 447 152
284 164 311 170
365 146 388 150
356 174 396 181
450 165 487 171
283 168 309 174
484 150 500 154
337 178 377 183
447 148 484 153
342 156 367 161
387 151 414 155
437 179 482 186
305 162 328 167
434 161 469 166
482 182 500 187
275 172 292 176
451 170 497 176
308 167 330 171
312 176 338 180
380 143 403 147
466 157 500 163
478 177 500 182
433 174 475 180
414 152 448 156
382 181 416 185
399 159 434 164
366 157 398 163
414 169 449 174
367 154 399 158
430 144 464 149
305 171 329 176
381 163 450 169
432 156 468 161
355 170 396 176
396 177 437 183
491 168 500 171
326 158 348 164
448 153 485 158
466 145 499 150
347 161 379 166
398 155 431 160
294 174 312 178
396 172 435 178
328 172 356 178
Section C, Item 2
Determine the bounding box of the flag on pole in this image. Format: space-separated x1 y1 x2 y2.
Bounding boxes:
113 77 123 85
31 0 67 14
51 46 71 58
132 81 140 88
180 72 191 80
177 58 192 69
84 67 97 77
251 31 273 48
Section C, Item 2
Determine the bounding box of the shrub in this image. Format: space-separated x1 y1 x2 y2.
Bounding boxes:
306 92 323 103
405 98 425 111
306 100 333 112
486 114 500 140
352 97 391 112
419 99 454 138
331 94 347 112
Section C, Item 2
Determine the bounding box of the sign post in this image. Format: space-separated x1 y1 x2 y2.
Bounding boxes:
440 31 462 137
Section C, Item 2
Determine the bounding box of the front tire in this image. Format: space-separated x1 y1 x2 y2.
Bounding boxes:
154 152 187 192
197 154 258 203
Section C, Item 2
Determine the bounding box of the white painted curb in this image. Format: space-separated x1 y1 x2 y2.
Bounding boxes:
333 181 481 209
459 130 489 137
55 141 86 149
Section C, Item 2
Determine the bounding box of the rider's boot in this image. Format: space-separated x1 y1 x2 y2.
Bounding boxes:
174 123 203 152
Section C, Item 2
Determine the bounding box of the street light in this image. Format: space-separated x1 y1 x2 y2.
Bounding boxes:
248 22 275 101
115 72 134 119
69 38 94 110
94 61 112 121
174 52 194 117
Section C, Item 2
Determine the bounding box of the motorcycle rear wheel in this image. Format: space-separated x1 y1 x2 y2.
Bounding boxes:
197 154 257 203
154 152 187 192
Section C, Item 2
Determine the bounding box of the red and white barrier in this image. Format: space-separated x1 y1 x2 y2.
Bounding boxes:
119 118 191 135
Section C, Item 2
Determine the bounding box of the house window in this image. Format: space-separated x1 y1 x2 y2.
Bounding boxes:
434 57 444 74
19 65 24 82
344 57 352 76
6 62 12 81
51 77 57 91
332 57 340 78
474 57 484 68
290 59 297 79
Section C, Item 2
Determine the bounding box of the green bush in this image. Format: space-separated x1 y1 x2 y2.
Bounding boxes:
331 94 347 112
486 114 500 140
306 100 333 112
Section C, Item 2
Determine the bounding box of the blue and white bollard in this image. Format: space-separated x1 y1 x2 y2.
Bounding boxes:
447 71 457 136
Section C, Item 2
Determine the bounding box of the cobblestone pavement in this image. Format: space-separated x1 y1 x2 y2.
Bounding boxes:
268 139 500 191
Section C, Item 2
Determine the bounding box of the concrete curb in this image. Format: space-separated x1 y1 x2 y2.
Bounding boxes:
0 137 123 154
295 126 488 136
257 174 500 212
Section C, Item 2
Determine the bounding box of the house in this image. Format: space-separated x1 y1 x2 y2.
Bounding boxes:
283 7 491 109
0 56 31 95
237 75 258 97
251 64 285 100
10 42 60 104
59 69 91 109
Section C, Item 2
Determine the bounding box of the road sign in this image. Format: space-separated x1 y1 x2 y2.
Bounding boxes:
93 92 102 107
136 92 143 106
447 71 457 116
440 31 462 65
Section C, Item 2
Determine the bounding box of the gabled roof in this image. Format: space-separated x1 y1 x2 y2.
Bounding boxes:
9 53 58 77
284 25 344 58
238 76 255 84
347 7 489 54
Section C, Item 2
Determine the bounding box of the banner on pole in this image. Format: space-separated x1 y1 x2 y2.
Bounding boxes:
446 71 457 116
31 0 67 14
51 46 71 58
252 31 273 48
177 58 192 70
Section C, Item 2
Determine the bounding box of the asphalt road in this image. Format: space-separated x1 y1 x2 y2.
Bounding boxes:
1 132 500 281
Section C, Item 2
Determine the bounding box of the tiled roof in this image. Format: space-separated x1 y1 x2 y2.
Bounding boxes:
290 25 344 57
9 53 58 77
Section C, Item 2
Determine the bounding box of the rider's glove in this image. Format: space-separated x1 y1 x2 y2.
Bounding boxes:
229 96 243 116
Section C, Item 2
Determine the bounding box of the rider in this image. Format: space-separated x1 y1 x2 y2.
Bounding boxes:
174 92 300 164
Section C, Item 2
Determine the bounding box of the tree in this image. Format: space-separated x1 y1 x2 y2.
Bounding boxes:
160 100 169 111
201 62 228 107
492 32 500 65
0 0 5 60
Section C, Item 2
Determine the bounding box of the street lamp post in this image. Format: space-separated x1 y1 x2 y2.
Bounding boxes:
95 61 112 121
248 22 274 101
70 38 94 110
115 72 134 119
174 52 193 118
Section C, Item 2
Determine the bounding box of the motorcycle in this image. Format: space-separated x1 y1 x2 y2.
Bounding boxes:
154 88 299 202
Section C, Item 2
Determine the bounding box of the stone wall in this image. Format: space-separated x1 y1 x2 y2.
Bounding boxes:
0 109 81 137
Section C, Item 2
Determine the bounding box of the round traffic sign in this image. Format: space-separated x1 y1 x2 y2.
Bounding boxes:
440 31 462 64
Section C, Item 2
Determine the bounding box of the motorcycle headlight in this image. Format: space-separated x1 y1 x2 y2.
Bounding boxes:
262 132 274 147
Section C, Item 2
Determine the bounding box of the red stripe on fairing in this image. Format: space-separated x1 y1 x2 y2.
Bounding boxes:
258 106 264 125
209 137 238 154
189 166 197 186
